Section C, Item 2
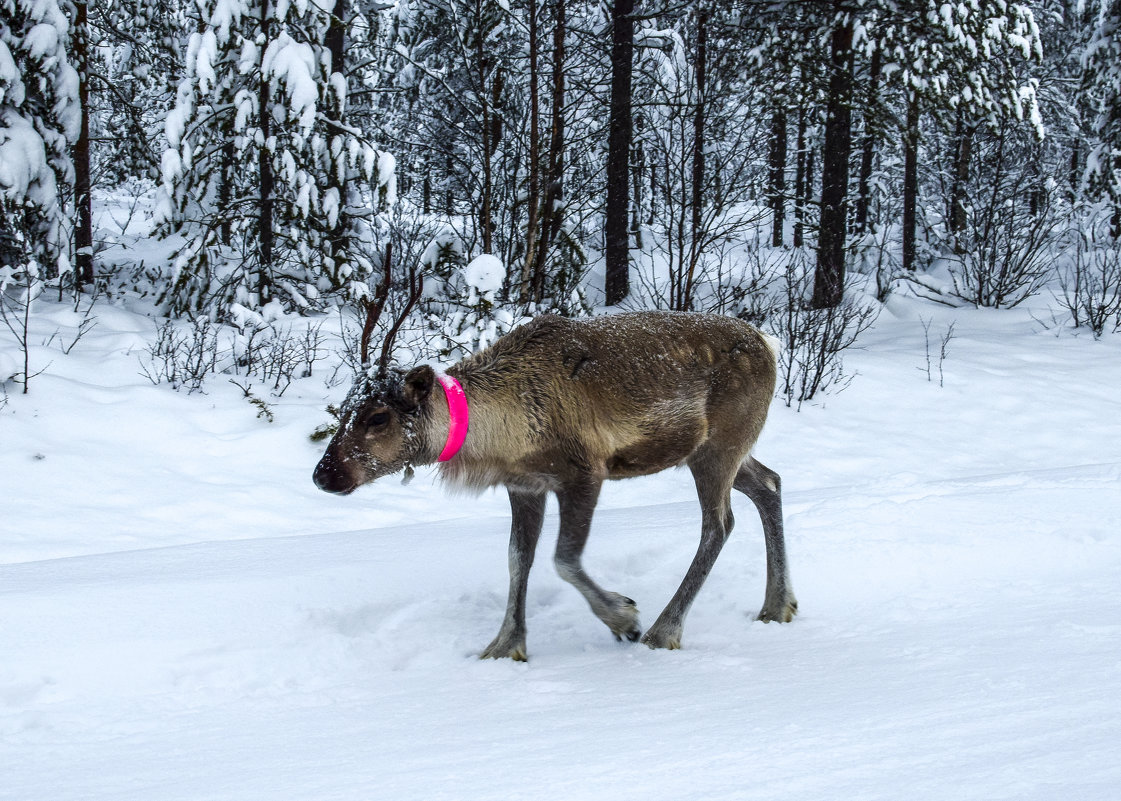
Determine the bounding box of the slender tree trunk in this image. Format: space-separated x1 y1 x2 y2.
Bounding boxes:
325 0 348 275
769 110 788 247
445 155 454 216
325 0 344 87
73 0 94 288
811 14 854 309
948 113 974 249
521 0 541 303
794 106 807 249
533 0 566 302
258 1 274 303
477 0 493 253
1068 139 1080 204
604 0 634 306
217 141 235 244
684 6 707 310
901 90 919 273
632 122 644 251
854 45 881 235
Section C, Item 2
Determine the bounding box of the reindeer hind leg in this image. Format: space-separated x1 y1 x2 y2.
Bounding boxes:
642 448 738 650
734 456 797 623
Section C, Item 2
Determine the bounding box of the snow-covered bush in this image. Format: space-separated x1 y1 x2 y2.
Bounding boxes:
428 250 523 361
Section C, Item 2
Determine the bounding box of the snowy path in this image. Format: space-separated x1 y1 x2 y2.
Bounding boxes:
3 465 1119 800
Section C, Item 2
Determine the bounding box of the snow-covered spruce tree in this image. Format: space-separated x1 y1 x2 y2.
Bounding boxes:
0 0 79 276
158 0 388 317
1083 0 1121 233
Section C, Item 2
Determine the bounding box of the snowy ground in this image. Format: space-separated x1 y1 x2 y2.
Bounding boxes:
2 288 1120 800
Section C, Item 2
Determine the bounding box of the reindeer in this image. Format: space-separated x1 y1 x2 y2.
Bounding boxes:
314 271 796 659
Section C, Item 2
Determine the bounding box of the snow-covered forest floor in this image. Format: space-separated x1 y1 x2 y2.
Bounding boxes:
3 268 1121 799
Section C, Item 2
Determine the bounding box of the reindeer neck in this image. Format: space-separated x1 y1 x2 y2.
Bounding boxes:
432 362 537 489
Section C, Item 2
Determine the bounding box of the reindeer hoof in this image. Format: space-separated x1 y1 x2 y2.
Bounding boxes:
603 593 642 643
757 595 798 623
640 622 683 650
614 625 642 643
481 635 528 661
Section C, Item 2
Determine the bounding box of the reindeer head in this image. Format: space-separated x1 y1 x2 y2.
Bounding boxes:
313 242 430 495
313 365 435 495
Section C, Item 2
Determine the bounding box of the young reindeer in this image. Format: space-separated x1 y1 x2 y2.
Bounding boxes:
314 295 796 659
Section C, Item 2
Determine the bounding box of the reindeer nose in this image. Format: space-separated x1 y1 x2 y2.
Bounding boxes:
313 456 355 495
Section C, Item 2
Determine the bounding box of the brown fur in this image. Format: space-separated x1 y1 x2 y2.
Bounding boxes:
314 311 796 659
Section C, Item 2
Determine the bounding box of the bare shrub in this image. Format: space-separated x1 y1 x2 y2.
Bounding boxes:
0 255 47 394
918 317 956 386
1057 210 1121 338
945 130 1059 308
766 253 880 409
43 291 98 355
142 316 326 395
139 317 220 392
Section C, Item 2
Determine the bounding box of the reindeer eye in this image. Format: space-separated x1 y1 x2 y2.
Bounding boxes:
366 411 391 428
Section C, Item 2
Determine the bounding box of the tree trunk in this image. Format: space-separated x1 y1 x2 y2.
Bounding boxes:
445 155 454 216
854 45 881 236
947 112 974 249
811 15 854 309
325 0 345 82
794 106 807 249
769 109 787 247
325 0 347 273
684 5 707 309
604 0 634 306
901 90 919 273
632 122 644 250
218 141 234 244
73 0 94 287
258 1 274 304
521 0 541 303
478 2 493 254
533 0 566 302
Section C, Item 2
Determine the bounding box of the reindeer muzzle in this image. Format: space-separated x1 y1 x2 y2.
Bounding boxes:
313 456 357 495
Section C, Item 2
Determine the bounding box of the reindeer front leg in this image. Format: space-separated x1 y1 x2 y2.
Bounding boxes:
481 489 547 661
554 478 643 643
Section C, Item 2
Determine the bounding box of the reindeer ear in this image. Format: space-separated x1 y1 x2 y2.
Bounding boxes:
402 365 435 410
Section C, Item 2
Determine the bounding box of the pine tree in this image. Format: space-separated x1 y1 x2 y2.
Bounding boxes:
157 0 385 317
1083 0 1121 233
0 0 79 275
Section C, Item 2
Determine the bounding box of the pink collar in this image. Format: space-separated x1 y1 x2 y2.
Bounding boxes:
436 372 469 462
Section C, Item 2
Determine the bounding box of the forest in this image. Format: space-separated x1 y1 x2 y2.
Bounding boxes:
2 0 1119 405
